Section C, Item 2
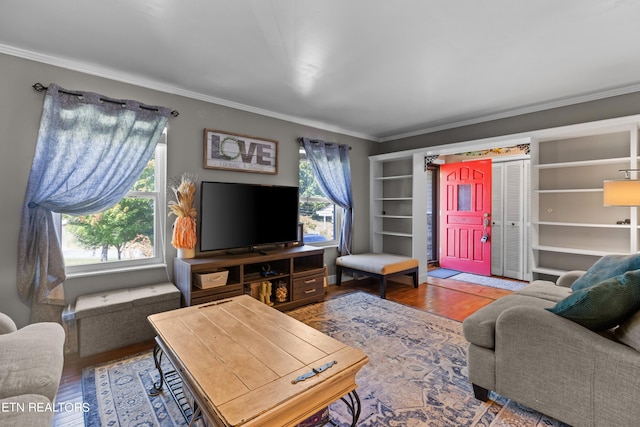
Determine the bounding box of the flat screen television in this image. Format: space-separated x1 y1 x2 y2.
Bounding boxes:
199 181 300 253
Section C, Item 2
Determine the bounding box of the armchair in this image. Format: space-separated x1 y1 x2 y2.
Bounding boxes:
0 312 65 426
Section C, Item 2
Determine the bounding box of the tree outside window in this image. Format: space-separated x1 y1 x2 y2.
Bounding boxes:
60 143 165 270
299 149 339 243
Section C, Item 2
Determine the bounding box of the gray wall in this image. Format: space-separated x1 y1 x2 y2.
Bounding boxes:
5 51 640 328
373 91 640 155
0 53 373 327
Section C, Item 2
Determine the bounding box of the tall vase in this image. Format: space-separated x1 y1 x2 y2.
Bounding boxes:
173 216 197 259
177 247 195 259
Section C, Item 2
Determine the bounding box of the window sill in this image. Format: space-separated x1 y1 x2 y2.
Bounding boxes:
65 263 167 279
305 241 339 250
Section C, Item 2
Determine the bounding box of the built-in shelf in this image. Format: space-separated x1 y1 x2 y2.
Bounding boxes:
532 266 567 277
374 174 412 181
535 188 603 193
535 221 631 228
370 156 415 259
534 157 630 169
374 231 413 237
532 245 628 257
531 124 640 278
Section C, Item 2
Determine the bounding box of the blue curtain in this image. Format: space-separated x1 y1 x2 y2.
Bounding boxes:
17 84 172 322
300 138 353 256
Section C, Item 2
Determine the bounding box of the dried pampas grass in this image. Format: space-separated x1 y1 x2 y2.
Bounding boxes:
169 174 197 249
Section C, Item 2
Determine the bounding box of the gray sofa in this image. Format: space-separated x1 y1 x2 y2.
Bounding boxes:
0 312 65 427
463 269 640 427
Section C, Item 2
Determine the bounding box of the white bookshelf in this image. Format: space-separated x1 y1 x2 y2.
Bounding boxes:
531 124 640 279
370 157 414 255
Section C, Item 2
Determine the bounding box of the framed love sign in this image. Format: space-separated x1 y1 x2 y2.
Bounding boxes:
203 129 278 174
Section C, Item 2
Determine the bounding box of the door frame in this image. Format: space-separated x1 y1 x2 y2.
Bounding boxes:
426 164 439 264
370 136 531 284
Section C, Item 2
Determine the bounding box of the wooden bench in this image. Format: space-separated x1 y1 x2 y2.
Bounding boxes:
336 253 419 299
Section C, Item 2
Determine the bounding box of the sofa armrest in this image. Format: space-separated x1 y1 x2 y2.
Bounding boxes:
494 305 640 426
0 322 65 401
555 270 586 288
0 312 17 335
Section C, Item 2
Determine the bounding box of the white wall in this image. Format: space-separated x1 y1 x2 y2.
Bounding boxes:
0 53 373 327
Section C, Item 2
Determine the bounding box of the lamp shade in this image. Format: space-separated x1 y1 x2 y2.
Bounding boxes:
603 180 640 206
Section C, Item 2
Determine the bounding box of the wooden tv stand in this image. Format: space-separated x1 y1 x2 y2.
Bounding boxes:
173 245 325 310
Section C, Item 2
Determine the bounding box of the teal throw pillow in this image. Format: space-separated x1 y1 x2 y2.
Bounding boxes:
546 270 640 331
571 254 640 291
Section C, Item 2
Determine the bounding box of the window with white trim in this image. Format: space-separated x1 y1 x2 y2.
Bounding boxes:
298 147 341 245
58 130 167 274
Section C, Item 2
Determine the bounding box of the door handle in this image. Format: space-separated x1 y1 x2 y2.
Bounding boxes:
483 212 491 227
482 213 490 242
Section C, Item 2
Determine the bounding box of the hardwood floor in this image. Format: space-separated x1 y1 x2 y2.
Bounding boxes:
52 271 516 426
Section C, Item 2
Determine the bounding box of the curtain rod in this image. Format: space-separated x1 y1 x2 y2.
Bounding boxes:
297 137 352 150
32 83 179 117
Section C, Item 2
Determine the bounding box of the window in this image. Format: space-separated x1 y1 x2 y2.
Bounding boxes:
298 147 341 244
59 131 167 274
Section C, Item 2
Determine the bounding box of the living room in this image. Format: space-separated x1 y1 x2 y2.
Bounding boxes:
4 2 640 426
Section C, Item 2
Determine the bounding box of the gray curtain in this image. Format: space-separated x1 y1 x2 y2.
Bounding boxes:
300 138 353 256
17 84 172 322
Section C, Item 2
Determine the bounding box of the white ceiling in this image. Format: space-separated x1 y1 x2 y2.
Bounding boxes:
2 0 640 142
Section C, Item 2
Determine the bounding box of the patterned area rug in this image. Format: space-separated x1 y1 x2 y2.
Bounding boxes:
83 352 196 426
82 292 567 426
449 272 527 291
288 292 566 426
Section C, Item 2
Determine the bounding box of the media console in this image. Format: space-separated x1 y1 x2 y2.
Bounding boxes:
173 245 325 310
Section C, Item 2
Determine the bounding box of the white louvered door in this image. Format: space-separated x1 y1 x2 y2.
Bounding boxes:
523 160 531 281
491 163 504 276
491 159 530 280
503 161 524 280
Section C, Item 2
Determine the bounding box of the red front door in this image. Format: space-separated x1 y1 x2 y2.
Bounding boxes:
439 159 492 275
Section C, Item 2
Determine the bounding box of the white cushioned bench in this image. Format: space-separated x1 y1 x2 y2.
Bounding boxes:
74 282 180 357
336 253 419 298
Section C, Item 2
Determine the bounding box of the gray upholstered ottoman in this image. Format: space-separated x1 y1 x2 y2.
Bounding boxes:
74 282 180 357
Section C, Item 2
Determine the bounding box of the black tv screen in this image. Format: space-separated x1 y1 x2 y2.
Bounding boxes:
199 181 300 252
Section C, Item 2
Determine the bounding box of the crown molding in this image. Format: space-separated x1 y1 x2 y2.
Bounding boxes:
0 44 380 142
379 83 640 142
5 43 640 144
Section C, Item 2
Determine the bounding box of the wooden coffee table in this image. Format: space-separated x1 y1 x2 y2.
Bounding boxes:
147 295 368 426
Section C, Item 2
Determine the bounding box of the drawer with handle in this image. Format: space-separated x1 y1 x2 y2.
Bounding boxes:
293 274 324 300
